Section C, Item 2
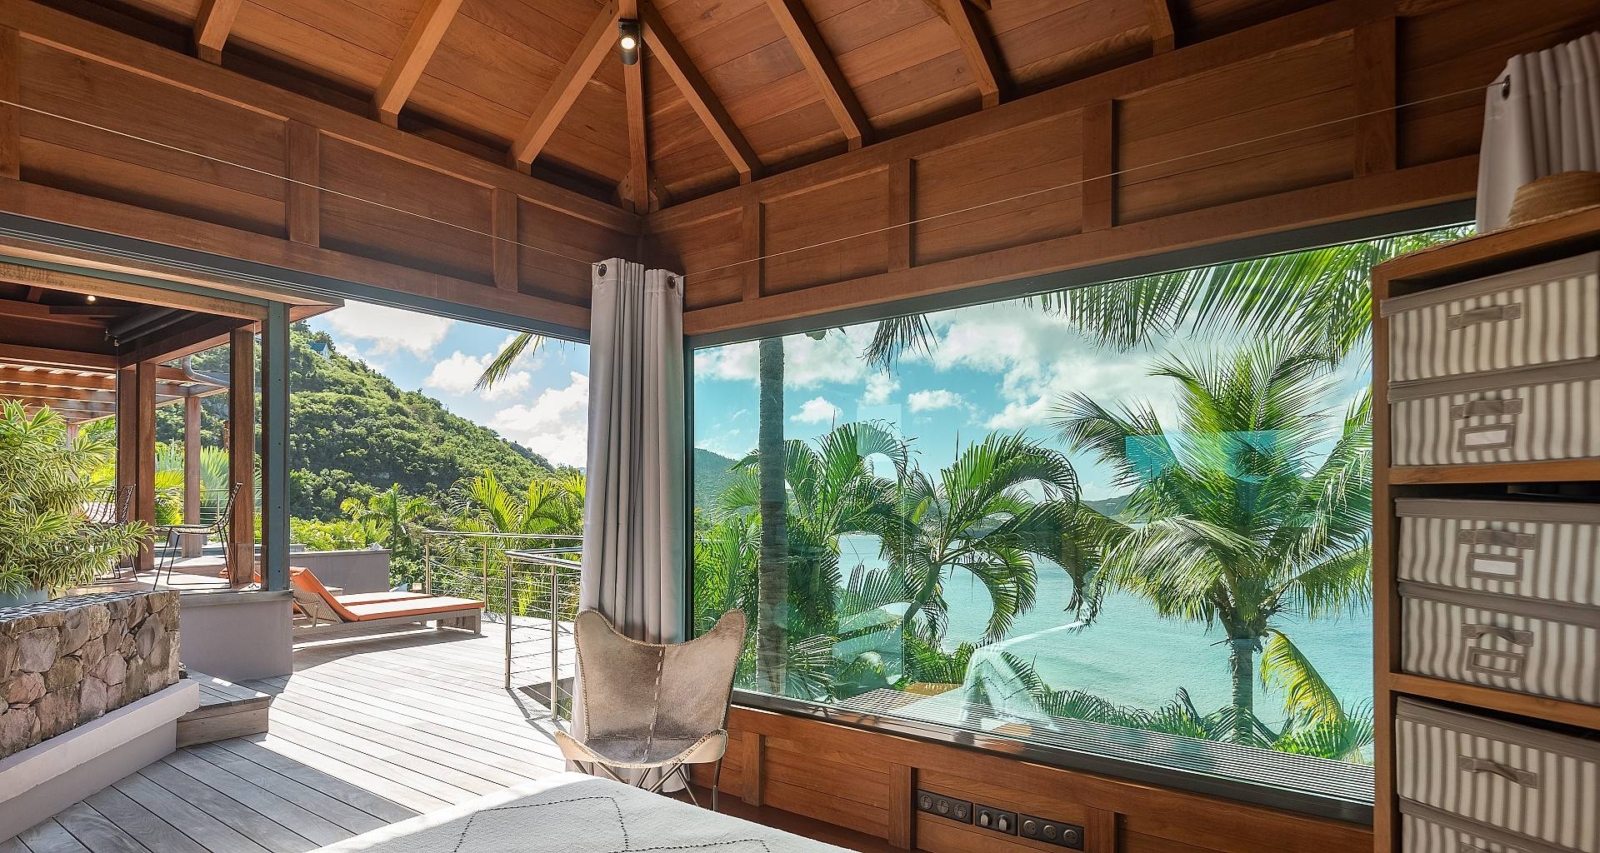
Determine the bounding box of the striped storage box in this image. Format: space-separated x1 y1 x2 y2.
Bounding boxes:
1402 801 1573 853
1389 362 1600 466
1396 698 1600 853
1383 252 1600 383
1401 582 1600 705
1397 499 1600 608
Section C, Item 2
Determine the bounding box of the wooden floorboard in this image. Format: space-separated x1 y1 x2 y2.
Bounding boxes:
5 623 889 853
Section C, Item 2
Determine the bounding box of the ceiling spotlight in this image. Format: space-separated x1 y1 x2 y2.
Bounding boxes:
618 19 640 65
86 294 97 303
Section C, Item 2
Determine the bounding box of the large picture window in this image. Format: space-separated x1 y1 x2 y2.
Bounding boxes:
690 227 1467 810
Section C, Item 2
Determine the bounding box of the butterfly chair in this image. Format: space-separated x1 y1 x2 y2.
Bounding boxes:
154 483 241 588
555 609 746 811
87 484 137 580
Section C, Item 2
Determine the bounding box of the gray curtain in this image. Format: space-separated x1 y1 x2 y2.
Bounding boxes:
579 258 687 643
1477 31 1600 230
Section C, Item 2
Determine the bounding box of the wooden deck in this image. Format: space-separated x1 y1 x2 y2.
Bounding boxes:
4 626 571 853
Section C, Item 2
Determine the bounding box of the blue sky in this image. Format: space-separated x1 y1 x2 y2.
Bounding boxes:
307 301 592 468
693 296 1370 502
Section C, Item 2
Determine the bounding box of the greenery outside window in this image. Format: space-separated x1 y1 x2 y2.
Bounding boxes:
689 227 1469 814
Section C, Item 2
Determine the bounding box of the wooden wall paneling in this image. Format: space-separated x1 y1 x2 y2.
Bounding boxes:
372 0 464 127
509 1 618 170
284 120 319 246
910 113 1081 266
1354 17 1397 175
759 168 889 294
317 134 494 284
514 196 633 306
653 206 746 310
192 0 240 63
1082 100 1114 231
721 706 1371 853
0 25 16 180
763 0 872 150
1114 35 1356 224
492 187 518 291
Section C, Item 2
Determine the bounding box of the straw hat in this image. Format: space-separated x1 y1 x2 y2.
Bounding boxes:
1506 171 1600 227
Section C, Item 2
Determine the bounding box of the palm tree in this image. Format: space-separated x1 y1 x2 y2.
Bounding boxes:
341 483 438 563
883 432 1081 644
474 333 544 390
1053 340 1371 745
458 470 584 537
1041 228 1469 358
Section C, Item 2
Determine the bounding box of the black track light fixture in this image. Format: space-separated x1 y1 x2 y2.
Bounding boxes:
618 19 640 65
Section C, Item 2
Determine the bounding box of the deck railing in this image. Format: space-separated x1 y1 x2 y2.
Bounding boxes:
420 530 581 712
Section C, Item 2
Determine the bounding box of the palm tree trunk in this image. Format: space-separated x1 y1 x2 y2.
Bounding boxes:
1229 637 1256 743
756 337 789 694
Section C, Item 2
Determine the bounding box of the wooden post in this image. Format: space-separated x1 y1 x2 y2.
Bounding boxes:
888 763 914 849
1081 100 1116 232
228 328 255 587
133 362 157 573
259 303 291 592
741 732 764 806
182 395 203 558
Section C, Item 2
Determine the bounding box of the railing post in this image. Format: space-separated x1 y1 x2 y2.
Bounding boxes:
423 535 432 594
504 548 513 690
550 560 560 719
481 544 489 611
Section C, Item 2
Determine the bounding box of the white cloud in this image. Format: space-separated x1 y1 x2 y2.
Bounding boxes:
908 389 964 412
321 301 455 358
861 374 899 406
487 372 590 468
695 326 877 390
424 349 531 402
790 396 842 425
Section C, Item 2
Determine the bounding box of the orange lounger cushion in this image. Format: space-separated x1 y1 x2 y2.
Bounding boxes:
343 596 484 620
333 591 433 606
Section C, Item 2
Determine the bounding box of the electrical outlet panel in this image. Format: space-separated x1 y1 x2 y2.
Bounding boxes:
1018 814 1085 849
915 790 972 823
973 804 1018 835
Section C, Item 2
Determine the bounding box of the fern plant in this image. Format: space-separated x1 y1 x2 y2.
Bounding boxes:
0 400 150 597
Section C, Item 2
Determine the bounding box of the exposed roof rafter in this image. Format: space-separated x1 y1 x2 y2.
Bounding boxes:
373 0 465 127
509 1 620 170
929 0 1005 108
192 0 241 64
1147 0 1176 53
642 4 760 183
762 0 870 150
621 0 648 213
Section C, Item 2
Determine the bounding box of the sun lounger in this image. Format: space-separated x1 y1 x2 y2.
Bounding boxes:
287 566 484 636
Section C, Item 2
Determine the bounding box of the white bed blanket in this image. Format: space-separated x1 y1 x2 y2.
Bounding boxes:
311 772 855 853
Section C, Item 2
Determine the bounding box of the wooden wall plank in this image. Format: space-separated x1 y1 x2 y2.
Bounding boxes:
742 731 764 806
887 763 913 850
284 119 319 246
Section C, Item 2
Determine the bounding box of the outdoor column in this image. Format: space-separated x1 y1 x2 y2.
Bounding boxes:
258 303 290 592
182 395 203 558
116 361 158 573
228 328 255 588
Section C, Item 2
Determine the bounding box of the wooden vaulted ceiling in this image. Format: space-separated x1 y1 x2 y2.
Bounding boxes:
50 0 1326 211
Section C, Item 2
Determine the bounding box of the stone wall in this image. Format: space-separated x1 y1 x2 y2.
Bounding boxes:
0 591 180 759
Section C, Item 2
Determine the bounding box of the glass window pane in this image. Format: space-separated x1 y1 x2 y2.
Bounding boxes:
690 226 1471 806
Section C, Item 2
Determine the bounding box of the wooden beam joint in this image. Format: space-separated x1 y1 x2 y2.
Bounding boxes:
193 0 242 64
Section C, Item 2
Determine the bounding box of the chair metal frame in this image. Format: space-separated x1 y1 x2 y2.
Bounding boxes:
154 482 241 587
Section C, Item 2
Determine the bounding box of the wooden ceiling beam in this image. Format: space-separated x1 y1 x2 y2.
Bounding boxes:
373 0 465 127
620 0 647 213
1146 0 1176 53
509 2 620 170
931 0 1004 108
641 4 760 183
192 0 241 64
763 0 870 150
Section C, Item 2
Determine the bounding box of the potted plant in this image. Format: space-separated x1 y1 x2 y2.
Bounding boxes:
0 399 149 608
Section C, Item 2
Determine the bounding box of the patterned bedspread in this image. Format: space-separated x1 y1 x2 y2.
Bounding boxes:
311 772 854 853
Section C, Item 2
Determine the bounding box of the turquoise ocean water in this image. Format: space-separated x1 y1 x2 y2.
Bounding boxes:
837 535 1373 731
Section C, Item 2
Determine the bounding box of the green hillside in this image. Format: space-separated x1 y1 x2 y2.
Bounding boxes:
157 324 556 521
693 448 742 514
